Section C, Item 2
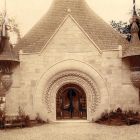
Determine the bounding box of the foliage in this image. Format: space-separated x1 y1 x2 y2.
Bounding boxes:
138 9 140 16
0 12 21 43
110 9 140 41
96 108 140 126
36 113 46 124
0 109 4 117
110 20 131 40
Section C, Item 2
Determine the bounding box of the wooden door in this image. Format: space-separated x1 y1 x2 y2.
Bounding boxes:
56 84 87 120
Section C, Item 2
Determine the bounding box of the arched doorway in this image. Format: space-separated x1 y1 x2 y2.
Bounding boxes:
56 83 87 120
35 61 109 121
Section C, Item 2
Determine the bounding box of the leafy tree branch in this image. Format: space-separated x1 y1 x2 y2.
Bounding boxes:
0 12 21 43
110 9 140 41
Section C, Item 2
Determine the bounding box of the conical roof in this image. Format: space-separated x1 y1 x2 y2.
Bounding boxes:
123 14 140 58
15 0 128 53
0 36 19 62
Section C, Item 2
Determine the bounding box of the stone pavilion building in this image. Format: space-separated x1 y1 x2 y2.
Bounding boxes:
0 0 140 122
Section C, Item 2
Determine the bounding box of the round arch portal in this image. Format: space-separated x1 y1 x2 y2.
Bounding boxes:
42 70 101 121
56 83 87 120
34 60 109 121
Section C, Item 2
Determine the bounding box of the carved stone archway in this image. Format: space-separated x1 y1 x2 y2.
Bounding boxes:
34 60 109 122
42 70 100 121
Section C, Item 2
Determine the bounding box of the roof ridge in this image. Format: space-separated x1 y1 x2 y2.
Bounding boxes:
15 0 128 53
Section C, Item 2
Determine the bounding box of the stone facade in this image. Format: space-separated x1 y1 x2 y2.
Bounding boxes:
5 15 140 122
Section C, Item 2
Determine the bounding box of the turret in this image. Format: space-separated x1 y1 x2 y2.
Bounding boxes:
123 0 140 89
0 10 19 97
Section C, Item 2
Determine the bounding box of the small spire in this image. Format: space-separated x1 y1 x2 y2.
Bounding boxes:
1 0 8 37
1 15 8 37
133 0 137 15
0 0 9 53
129 0 140 43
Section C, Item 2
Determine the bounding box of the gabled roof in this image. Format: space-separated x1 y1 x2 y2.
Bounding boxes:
15 0 129 53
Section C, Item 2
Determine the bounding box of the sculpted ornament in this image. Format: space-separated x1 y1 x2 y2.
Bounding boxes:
0 73 12 95
43 70 100 113
131 71 140 88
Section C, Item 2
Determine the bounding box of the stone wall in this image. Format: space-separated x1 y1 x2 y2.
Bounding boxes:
6 16 140 121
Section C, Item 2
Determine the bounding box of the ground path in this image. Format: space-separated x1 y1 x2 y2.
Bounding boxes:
0 121 140 140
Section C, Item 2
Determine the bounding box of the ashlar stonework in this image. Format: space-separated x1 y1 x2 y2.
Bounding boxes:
1 0 140 122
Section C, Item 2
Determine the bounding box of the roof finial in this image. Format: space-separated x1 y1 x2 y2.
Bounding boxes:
129 0 140 43
1 0 8 37
133 0 137 15
4 0 7 15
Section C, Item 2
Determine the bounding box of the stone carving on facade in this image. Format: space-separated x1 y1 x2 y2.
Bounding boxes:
0 71 12 96
131 71 140 88
43 70 101 113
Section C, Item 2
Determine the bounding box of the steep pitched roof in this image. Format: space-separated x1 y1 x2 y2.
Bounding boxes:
15 0 128 53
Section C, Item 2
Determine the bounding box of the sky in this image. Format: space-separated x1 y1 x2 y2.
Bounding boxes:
0 0 140 36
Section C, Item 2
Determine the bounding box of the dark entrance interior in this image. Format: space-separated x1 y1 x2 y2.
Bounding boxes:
56 83 87 120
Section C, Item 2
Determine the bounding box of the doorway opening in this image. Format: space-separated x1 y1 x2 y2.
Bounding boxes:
56 83 87 120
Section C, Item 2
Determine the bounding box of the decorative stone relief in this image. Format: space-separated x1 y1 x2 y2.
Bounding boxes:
43 70 101 113
131 71 140 88
1 74 12 89
0 73 12 95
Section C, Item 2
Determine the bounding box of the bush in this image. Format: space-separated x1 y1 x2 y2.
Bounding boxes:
24 115 31 127
96 108 140 126
35 113 46 124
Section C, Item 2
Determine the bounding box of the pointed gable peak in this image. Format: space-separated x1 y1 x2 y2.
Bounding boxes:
15 0 128 53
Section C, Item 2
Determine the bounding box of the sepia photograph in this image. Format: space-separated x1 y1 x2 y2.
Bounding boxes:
0 0 140 139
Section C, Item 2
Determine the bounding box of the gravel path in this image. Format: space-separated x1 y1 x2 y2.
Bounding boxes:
0 122 140 140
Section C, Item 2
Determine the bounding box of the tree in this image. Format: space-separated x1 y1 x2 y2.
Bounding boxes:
138 9 140 16
111 9 140 41
0 12 21 44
